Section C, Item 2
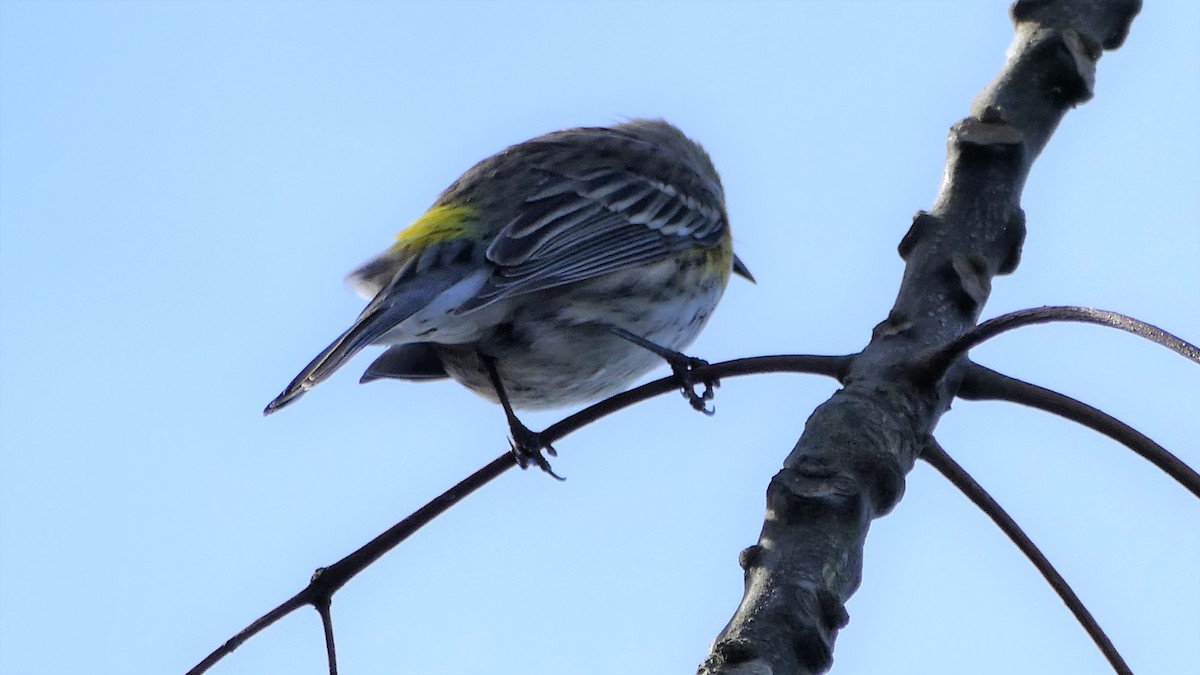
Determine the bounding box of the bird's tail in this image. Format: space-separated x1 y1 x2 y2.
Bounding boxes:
264 261 489 415
263 305 406 415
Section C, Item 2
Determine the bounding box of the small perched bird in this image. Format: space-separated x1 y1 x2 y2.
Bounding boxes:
264 119 752 477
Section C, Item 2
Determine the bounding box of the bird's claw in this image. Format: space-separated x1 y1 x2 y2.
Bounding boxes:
508 424 565 480
670 356 719 416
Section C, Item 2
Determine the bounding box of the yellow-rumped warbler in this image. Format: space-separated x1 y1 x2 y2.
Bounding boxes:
264 119 752 476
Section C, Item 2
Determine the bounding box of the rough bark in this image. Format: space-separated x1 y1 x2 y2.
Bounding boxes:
698 1 1142 673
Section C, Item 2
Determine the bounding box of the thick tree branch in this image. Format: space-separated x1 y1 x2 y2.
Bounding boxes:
700 2 1142 673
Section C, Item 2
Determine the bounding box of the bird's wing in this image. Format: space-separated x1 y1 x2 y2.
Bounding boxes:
458 146 729 312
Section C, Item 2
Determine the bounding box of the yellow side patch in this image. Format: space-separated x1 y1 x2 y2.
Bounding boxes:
703 235 734 282
393 204 478 250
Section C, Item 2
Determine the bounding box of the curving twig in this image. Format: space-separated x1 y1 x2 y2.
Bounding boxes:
960 362 1200 498
922 440 1132 675
918 306 1200 382
186 353 850 675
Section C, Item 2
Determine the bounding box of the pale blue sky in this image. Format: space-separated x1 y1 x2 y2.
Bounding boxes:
1 2 1197 674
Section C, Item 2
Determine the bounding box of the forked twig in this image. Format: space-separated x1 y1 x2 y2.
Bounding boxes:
187 353 850 675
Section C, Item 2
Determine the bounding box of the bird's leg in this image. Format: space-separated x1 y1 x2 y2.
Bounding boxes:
602 325 718 415
479 352 564 480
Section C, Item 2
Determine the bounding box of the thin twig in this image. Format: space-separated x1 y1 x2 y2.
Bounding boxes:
960 362 1200 499
186 353 850 675
184 453 511 675
315 598 337 675
921 440 1132 675
919 306 1200 381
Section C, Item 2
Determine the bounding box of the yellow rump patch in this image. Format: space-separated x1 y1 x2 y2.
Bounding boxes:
393 204 478 250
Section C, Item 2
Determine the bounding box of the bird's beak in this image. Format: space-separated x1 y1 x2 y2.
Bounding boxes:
733 254 756 283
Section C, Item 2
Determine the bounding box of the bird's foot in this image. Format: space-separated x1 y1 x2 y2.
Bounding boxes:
508 422 564 481
667 354 719 415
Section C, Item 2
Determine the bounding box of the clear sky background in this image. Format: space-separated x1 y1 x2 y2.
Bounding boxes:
1 2 1197 674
